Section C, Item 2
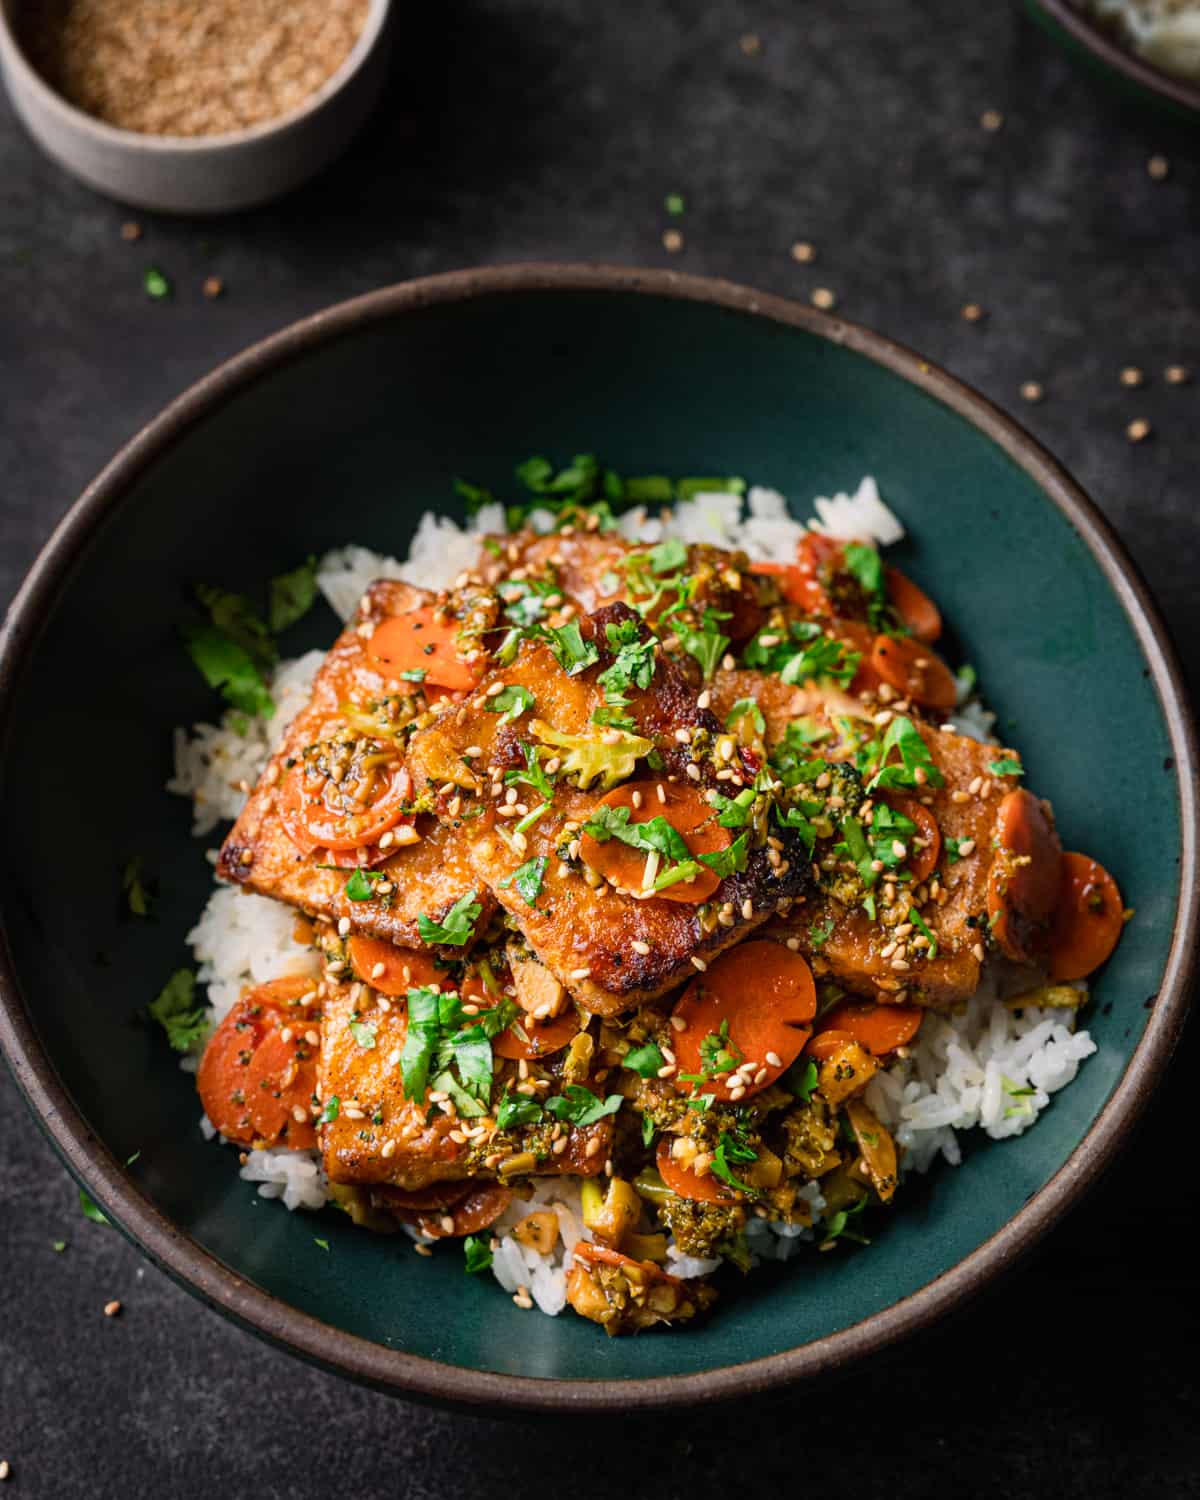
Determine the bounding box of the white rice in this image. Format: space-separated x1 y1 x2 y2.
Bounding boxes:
168 473 1095 1313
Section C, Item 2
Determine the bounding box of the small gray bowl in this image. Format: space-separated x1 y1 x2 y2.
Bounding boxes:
0 0 392 214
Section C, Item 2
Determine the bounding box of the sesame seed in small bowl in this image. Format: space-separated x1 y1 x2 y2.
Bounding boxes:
0 0 393 214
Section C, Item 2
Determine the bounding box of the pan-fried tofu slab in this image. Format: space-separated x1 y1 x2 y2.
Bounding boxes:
217 579 496 952
318 958 614 1192
710 668 1031 1009
406 603 813 1015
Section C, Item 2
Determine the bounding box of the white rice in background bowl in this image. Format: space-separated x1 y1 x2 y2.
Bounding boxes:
168 473 1098 1316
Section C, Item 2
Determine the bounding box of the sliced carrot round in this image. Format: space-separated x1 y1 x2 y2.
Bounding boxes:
1049 852 1124 981
493 1007 582 1061
792 533 845 616
366 607 483 692
197 975 319 1149
805 1028 857 1062
813 1001 923 1055
988 789 1064 965
655 1139 738 1203
886 566 942 643
578 779 730 905
416 1182 513 1238
870 634 958 712
885 794 941 884
834 618 886 696
347 936 444 996
671 939 816 1102
279 756 412 855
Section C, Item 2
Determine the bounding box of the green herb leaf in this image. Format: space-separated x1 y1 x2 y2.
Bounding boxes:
908 906 939 959
122 855 152 918
314 1237 330 1252
79 1190 109 1225
546 620 600 676
181 620 274 719
945 836 968 864
496 1090 544 1130
52 1239 67 1253
712 1128 759 1194
664 192 686 216
809 917 835 951
726 698 766 736
649 537 687 573
348 1018 377 1050
544 1085 623 1127
510 855 548 907
712 787 758 828
345 867 384 902
319 1096 340 1125
676 617 731 680
697 832 750 880
486 684 536 725
400 986 441 1099
698 1018 743 1077
866 716 945 792
144 266 171 300
988 758 1024 778
787 1058 819 1102
268 556 319 633
583 803 691 863
464 1235 493 1274
417 890 482 947
148 969 209 1053
624 1041 666 1078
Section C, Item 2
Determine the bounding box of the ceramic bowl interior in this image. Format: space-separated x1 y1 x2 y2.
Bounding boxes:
1026 0 1200 122
0 268 1194 1410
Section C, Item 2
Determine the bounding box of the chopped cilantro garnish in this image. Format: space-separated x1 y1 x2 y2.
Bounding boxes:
319 1096 341 1124
181 619 274 719
988 758 1023 778
544 1086 623 1127
464 1235 493 1274
504 743 555 800
712 1126 759 1195
641 1113 656 1146
842 542 888 627
650 537 687 573
583 803 690 863
676 613 731 680
144 266 171 300
122 855 152 918
697 831 750 879
866 716 945 792
698 1018 743 1076
510 855 548 907
345 867 384 902
546 620 600 675
712 786 757 828
907 906 939 959
726 698 766 737
314 1238 330 1252
785 1058 819 1102
267 556 319 634
809 917 835 950
945 836 968 864
79 1190 109 1225
148 969 209 1053
348 1018 377 1050
486 684 536 725
623 1041 666 1078
496 1090 544 1130
820 1193 870 1248
417 890 482 947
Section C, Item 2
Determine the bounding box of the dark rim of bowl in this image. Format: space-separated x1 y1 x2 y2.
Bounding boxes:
1030 0 1200 117
0 264 1196 1414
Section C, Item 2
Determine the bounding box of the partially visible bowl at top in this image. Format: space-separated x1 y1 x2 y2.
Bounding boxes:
0 266 1195 1411
1026 0 1200 123
0 0 392 214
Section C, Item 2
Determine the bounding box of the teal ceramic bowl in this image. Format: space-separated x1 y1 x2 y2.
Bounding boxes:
1026 0 1200 123
0 266 1195 1410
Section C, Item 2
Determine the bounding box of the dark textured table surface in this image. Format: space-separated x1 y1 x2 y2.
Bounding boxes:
2 2 1198 1495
